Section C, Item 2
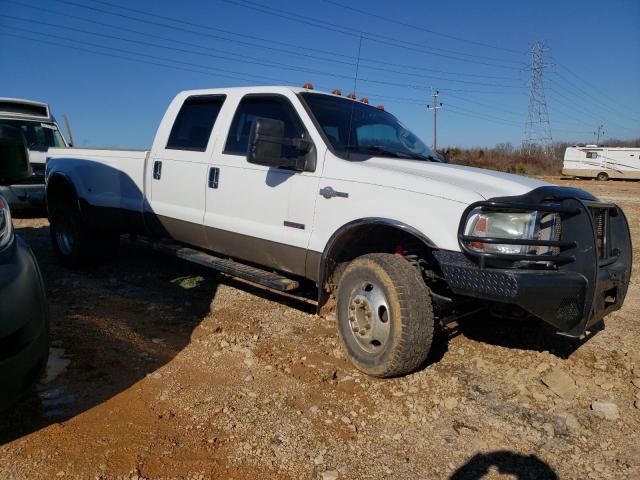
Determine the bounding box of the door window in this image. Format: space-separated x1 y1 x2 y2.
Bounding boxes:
166 95 225 152
224 95 306 158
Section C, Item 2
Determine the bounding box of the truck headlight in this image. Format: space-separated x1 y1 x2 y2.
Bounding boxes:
0 194 14 250
463 208 560 255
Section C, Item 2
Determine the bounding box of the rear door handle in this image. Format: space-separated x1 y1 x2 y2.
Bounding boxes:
153 160 162 180
208 167 220 189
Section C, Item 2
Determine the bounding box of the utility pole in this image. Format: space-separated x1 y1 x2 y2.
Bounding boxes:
427 89 443 151
594 124 604 145
523 41 553 156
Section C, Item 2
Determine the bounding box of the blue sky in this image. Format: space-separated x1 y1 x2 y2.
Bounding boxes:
1 0 638 149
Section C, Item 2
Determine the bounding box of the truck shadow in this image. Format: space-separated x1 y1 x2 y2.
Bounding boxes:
0 222 318 445
453 310 600 359
0 223 222 445
450 450 558 479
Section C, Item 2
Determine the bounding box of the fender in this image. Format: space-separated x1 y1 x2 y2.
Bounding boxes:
315 217 436 306
45 170 83 214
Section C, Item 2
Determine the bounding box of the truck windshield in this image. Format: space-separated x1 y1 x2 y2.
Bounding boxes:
0 119 66 151
300 92 435 161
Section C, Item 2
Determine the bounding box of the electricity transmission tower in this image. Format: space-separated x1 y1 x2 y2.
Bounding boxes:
594 124 605 145
523 41 553 156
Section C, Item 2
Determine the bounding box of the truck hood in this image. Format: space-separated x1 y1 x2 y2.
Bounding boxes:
336 157 551 204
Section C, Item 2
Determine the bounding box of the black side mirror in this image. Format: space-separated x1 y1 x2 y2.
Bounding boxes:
247 117 311 171
0 125 32 185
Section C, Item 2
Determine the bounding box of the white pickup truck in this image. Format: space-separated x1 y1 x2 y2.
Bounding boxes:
45 86 632 377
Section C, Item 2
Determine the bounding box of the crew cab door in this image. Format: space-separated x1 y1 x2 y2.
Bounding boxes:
146 94 226 247
203 93 320 277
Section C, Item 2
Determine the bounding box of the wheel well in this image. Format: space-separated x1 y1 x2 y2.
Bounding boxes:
46 175 79 215
318 222 435 314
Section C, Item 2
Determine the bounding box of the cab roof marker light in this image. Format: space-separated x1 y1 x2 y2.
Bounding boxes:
346 93 356 99
360 97 369 104
303 82 314 90
377 105 385 110
332 89 342 96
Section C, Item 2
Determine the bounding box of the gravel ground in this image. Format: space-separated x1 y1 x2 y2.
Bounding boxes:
1 177 639 479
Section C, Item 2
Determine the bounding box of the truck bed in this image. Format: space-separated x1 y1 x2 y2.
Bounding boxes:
47 147 149 214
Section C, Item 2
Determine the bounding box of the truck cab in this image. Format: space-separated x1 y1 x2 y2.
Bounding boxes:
0 98 69 209
45 85 633 377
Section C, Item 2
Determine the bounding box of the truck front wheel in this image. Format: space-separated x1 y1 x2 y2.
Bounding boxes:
336 253 434 377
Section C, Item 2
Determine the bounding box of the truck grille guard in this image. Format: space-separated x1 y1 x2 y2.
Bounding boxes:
434 186 633 337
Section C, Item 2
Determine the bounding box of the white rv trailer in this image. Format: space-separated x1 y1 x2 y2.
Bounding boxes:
563 145 640 180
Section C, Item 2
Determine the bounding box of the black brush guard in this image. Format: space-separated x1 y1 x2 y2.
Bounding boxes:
433 186 632 337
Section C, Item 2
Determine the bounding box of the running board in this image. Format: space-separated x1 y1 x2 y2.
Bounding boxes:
128 236 299 292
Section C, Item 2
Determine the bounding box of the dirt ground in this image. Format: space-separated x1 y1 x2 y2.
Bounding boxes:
1 177 639 480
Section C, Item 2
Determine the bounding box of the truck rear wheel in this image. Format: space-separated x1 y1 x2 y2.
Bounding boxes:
49 204 93 267
336 253 434 377
596 172 609 181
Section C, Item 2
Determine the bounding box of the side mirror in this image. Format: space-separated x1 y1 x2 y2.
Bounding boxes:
0 125 32 185
247 117 311 171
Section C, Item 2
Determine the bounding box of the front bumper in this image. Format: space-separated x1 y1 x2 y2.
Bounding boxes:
0 236 49 411
433 186 633 337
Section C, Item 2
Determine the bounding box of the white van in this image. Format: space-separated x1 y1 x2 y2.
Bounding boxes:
563 145 640 180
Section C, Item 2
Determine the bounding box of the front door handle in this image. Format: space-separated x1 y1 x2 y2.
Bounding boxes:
208 167 220 189
319 186 348 199
153 160 162 180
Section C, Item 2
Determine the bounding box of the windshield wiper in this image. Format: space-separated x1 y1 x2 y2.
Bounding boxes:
344 145 433 161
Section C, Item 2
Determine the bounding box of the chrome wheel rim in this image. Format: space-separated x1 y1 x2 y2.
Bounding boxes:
56 218 74 256
347 281 391 353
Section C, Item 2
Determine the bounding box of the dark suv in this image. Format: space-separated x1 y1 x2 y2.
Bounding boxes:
0 125 49 410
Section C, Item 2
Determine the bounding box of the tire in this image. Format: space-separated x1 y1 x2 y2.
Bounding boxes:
336 253 434 377
596 172 609 181
49 203 93 267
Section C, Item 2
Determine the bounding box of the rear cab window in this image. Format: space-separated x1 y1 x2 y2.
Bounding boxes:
224 94 307 158
166 95 226 152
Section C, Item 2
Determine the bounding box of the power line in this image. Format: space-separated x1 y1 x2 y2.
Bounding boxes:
219 0 527 69
321 0 524 55
0 31 292 85
357 63 525 88
1 29 297 84
547 86 638 132
2 0 523 84
553 60 640 123
53 0 357 60
0 18 524 96
1 30 599 141
5 14 521 88
1 18 357 80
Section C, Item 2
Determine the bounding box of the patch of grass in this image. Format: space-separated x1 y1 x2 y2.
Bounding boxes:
171 275 206 290
440 138 640 177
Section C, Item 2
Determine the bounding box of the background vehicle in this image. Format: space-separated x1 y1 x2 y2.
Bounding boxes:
563 145 640 180
45 86 632 377
0 126 49 411
0 98 70 209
